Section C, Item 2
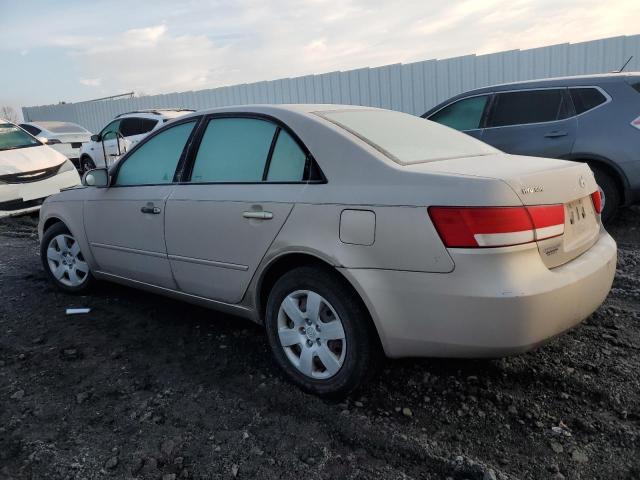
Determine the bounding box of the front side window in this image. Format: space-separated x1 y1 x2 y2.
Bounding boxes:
191 118 276 183
428 95 489 131
0 123 40 151
100 119 121 140
115 121 196 186
569 88 607 115
487 89 569 127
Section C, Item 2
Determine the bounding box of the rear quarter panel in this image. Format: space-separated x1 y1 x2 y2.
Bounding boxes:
570 81 640 193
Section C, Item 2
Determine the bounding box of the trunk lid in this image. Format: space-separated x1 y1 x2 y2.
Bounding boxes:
421 153 601 267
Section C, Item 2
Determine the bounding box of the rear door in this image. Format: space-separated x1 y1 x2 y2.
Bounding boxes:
84 119 198 287
426 94 491 140
165 116 313 304
482 88 577 158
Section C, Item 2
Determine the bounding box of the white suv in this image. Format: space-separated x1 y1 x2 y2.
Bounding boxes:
79 109 194 171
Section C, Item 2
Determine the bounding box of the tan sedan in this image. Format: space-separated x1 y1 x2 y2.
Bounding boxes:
38 105 616 397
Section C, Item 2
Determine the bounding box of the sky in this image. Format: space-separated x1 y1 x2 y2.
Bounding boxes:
1 0 639 117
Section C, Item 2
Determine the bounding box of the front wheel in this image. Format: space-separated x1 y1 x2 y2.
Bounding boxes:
80 156 95 175
264 266 381 398
41 222 93 293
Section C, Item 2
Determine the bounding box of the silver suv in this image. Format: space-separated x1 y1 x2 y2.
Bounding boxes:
423 73 640 222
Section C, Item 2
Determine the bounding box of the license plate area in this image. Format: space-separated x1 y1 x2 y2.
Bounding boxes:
71 142 82 148
563 197 598 250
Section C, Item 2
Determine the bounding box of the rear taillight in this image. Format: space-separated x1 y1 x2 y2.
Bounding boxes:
591 190 603 214
631 116 640 130
428 205 565 248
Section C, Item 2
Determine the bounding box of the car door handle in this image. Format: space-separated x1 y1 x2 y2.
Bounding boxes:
242 211 273 220
544 130 568 138
140 205 161 214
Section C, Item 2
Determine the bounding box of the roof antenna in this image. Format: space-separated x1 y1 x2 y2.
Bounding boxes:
613 56 633 73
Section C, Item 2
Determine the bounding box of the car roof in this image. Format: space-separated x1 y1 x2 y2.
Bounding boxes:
115 108 195 119
23 120 85 129
447 72 639 96
176 103 376 119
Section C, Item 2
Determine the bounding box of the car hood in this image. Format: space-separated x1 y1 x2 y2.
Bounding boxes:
0 145 67 175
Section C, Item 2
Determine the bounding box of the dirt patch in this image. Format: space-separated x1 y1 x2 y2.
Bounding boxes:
1 209 639 480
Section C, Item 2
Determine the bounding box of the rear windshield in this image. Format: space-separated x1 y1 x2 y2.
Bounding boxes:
0 123 41 151
316 109 498 165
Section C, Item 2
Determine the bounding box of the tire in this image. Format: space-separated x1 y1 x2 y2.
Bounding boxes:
590 166 620 224
41 222 94 293
80 155 95 174
264 266 382 398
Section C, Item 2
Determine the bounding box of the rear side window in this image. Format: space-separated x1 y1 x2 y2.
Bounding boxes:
428 95 489 131
191 118 276 183
140 118 158 134
569 88 607 114
487 89 569 127
267 130 307 181
120 118 158 137
116 121 196 186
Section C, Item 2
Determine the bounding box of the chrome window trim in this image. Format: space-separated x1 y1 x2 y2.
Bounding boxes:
428 85 612 132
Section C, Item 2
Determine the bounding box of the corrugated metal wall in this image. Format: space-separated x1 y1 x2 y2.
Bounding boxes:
22 35 640 133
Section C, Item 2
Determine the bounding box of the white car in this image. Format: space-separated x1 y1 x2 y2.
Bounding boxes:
0 119 81 217
79 109 194 171
20 121 92 171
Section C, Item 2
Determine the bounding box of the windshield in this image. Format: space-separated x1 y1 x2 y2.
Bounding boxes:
316 109 498 165
0 123 41 151
38 122 90 134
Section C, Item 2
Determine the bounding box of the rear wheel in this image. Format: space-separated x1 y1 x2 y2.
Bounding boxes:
41 223 93 293
264 266 381 398
590 166 620 224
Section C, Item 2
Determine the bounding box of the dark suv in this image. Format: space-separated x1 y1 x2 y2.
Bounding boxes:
423 73 640 222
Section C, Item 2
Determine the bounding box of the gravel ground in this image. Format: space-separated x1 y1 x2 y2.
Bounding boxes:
0 209 639 480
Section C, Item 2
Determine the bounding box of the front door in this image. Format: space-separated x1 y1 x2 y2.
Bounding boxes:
84 186 176 288
84 119 199 288
481 88 577 158
165 116 312 304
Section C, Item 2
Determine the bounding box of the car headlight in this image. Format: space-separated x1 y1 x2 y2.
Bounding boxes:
57 159 77 174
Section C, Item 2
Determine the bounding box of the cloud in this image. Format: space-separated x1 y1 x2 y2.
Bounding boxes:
1 0 639 106
79 78 101 87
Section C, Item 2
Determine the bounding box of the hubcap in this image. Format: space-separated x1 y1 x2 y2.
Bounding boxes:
46 234 89 287
277 290 346 379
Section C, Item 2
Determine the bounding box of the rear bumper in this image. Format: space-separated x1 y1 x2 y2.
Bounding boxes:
341 230 616 358
0 170 81 214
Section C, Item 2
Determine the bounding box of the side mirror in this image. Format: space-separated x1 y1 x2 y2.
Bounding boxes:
90 134 101 142
82 168 109 187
